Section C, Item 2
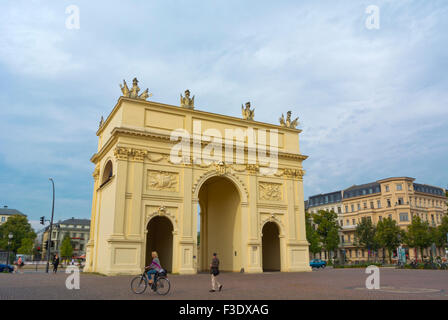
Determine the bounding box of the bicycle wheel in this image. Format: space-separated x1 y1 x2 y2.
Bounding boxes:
155 277 170 295
131 275 148 294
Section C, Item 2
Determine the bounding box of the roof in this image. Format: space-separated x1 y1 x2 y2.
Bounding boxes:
413 183 445 196
0 207 26 216
58 218 90 226
308 191 343 207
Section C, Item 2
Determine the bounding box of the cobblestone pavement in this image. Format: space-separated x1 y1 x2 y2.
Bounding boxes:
1 268 447 300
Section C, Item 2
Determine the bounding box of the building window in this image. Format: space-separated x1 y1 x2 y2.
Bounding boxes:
345 206 348 213
399 213 409 222
1 217 5 222
396 184 402 191
385 185 390 192
351 204 354 212
101 160 113 186
377 200 381 208
357 203 361 211
352 219 356 225
338 207 342 213
398 198 403 205
363 202 367 209
379 216 382 221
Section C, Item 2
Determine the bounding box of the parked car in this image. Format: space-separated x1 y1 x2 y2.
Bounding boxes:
0 264 14 273
310 259 327 269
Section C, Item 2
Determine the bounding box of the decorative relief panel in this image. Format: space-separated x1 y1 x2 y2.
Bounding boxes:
147 170 179 192
258 182 283 201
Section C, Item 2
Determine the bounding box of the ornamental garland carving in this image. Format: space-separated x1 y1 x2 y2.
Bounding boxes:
259 182 283 201
114 147 148 161
274 168 305 179
147 170 179 192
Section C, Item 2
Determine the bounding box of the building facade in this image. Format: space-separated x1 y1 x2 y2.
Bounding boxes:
307 177 447 262
38 218 90 260
84 79 311 275
0 206 26 225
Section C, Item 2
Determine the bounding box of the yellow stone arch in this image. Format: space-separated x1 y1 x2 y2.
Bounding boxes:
84 82 311 275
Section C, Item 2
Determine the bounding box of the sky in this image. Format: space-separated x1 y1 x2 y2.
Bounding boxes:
0 1 447 231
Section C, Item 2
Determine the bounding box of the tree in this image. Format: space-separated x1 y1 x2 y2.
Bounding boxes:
313 210 340 260
404 216 432 261
354 218 379 261
0 215 36 254
17 238 34 255
375 217 402 263
305 212 322 257
60 234 73 260
437 215 448 248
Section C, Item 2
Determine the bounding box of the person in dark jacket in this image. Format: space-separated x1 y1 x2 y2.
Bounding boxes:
209 253 223 292
53 254 60 273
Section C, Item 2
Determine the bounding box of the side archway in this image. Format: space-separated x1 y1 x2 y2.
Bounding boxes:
261 221 281 272
146 216 173 273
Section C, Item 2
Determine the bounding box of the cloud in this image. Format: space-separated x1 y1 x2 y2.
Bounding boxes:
0 0 447 222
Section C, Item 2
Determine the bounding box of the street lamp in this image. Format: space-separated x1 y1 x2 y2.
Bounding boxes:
6 233 13 265
46 178 55 273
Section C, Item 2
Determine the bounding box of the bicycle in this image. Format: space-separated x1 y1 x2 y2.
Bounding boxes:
131 268 171 295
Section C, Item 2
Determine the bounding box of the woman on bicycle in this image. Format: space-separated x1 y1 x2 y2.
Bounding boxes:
146 251 162 285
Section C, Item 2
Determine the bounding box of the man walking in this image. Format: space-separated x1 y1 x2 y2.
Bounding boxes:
209 253 223 293
53 254 60 273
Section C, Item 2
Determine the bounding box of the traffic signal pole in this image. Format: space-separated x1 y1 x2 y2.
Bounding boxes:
46 178 55 273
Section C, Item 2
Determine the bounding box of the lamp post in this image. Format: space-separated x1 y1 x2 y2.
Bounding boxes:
46 178 55 273
6 233 13 265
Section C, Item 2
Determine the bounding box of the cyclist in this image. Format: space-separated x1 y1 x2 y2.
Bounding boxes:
146 251 162 285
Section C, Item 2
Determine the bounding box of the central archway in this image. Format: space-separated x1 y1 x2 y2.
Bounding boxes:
198 176 241 272
262 222 281 272
146 216 173 273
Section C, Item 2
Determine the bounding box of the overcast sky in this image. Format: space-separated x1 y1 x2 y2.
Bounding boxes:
0 1 447 231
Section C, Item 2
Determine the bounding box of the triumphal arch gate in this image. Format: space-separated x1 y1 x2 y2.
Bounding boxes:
84 78 311 275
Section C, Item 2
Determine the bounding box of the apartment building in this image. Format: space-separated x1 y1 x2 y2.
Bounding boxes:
307 177 447 262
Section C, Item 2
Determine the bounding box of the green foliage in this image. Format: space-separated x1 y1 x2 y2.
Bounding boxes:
354 218 379 260
333 263 382 269
313 210 340 256
17 238 34 255
375 217 403 263
305 212 322 255
0 215 36 253
60 234 73 259
437 215 448 247
404 216 433 260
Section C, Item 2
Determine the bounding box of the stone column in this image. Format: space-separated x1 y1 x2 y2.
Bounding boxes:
127 149 147 239
112 147 129 238
84 166 100 272
179 164 195 274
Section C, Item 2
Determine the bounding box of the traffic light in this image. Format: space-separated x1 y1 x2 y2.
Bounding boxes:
40 216 45 225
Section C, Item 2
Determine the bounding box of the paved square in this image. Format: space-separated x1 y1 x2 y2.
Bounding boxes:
1 268 447 300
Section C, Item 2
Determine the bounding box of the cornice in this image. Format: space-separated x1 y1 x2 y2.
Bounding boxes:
91 126 308 164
